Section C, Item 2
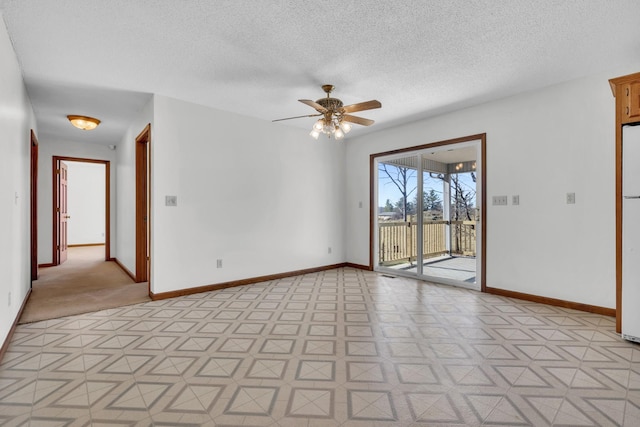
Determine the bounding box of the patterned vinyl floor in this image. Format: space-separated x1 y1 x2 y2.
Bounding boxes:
1 267 639 426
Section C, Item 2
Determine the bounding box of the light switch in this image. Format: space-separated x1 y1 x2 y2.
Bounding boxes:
566 193 575 204
165 195 177 206
492 195 508 206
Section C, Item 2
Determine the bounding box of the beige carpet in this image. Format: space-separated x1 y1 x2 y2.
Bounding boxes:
20 246 151 324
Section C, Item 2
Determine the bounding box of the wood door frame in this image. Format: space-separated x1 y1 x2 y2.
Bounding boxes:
52 156 111 265
30 130 39 281
369 133 487 291
135 124 151 285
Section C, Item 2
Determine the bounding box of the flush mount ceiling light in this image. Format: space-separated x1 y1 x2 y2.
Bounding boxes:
67 115 101 131
273 84 381 140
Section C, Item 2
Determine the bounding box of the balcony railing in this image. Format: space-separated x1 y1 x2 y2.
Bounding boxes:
379 220 476 266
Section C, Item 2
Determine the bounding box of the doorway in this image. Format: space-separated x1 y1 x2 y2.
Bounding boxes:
52 156 110 265
23 155 151 323
372 134 486 290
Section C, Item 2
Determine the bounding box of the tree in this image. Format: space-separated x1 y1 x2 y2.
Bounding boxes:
428 172 476 220
451 173 476 221
395 197 415 219
422 189 442 211
383 199 394 212
379 164 416 221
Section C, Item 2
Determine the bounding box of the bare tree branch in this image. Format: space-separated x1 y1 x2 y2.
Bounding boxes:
379 164 417 221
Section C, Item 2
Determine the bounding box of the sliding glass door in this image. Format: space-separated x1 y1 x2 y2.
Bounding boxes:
377 155 418 271
374 140 482 290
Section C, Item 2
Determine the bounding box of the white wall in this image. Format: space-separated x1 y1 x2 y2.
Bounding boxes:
150 95 345 294
37 140 117 264
115 98 153 275
0 14 36 345
346 64 640 310
66 161 105 245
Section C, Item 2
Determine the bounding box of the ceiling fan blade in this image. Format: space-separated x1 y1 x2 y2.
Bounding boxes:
342 100 381 114
342 114 374 126
272 113 322 122
299 99 328 113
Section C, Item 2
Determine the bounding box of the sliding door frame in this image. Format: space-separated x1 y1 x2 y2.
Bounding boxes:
369 134 487 291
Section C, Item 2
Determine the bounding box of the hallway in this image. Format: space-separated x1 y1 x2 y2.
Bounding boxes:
20 246 150 323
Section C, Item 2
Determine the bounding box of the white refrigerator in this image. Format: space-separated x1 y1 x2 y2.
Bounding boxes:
623 124 640 343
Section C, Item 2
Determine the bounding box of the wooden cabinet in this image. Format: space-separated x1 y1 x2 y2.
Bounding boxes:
611 73 640 124
626 81 640 122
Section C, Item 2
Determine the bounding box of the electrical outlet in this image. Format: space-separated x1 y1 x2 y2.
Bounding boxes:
358 201 363 208
328 247 332 254
492 195 508 206
512 195 520 205
216 259 222 268
566 192 576 204
165 195 178 207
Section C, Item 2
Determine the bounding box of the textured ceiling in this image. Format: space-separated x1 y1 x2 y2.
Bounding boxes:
1 0 640 146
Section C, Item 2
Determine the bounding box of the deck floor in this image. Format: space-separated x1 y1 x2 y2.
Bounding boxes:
387 255 476 284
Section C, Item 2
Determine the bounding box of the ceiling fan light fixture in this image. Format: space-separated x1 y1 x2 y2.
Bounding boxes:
273 84 381 141
340 122 352 133
67 115 100 131
310 116 349 140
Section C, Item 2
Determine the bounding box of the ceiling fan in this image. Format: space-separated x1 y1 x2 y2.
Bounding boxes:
273 84 381 139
